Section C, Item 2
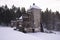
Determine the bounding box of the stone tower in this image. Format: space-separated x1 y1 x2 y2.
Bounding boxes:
29 3 41 32
22 3 41 32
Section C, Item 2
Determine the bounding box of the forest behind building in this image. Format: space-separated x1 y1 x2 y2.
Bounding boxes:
0 5 60 31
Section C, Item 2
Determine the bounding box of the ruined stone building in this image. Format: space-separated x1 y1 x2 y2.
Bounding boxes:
11 3 42 32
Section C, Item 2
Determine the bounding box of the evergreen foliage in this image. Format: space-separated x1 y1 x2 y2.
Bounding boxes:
0 5 22 26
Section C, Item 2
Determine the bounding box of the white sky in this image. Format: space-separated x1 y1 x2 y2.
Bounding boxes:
0 0 60 12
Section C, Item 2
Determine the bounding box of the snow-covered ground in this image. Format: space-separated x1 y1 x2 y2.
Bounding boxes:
27 32 60 40
0 26 40 40
0 26 60 40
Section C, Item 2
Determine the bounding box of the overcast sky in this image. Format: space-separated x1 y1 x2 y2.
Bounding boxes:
0 0 60 12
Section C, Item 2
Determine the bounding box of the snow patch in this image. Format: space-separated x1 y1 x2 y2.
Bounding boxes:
19 16 22 19
30 5 40 9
